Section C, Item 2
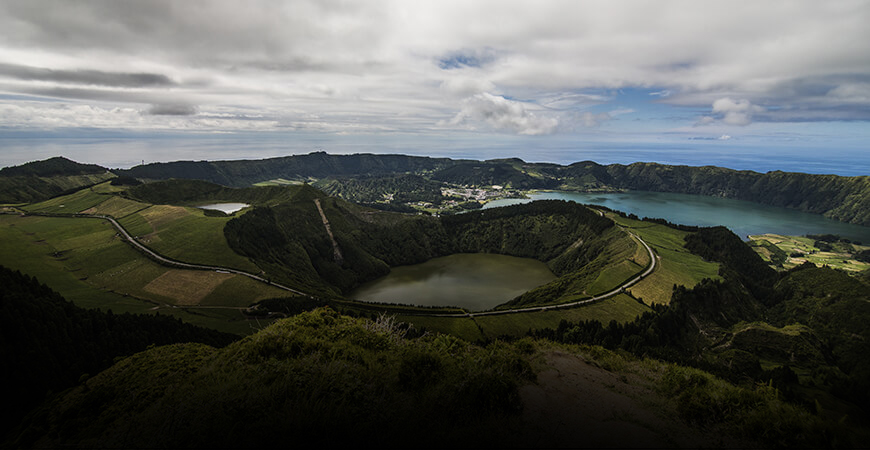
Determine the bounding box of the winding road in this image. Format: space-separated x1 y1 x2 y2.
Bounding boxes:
69 213 309 297
26 211 657 318
425 230 658 318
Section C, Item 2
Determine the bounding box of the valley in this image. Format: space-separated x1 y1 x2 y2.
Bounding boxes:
2 154 870 447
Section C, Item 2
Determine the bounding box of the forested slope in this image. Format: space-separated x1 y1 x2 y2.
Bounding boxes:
532 225 870 442
0 266 238 440
117 152 452 187
11 308 533 449
113 152 870 226
0 157 115 204
223 185 619 298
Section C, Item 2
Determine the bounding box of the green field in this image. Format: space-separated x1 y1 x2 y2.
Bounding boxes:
3 183 722 339
118 204 261 272
0 214 295 335
395 213 719 338
518 225 641 306
84 195 150 217
22 187 110 214
610 214 721 305
19 183 261 273
749 233 870 272
253 178 306 186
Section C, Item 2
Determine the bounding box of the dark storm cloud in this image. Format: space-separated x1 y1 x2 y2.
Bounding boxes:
22 86 178 104
0 63 176 87
146 104 198 116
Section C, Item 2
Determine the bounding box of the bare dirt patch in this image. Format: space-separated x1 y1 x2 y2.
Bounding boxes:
143 269 234 305
517 350 747 448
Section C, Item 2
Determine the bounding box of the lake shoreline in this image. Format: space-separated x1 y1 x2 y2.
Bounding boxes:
484 190 870 243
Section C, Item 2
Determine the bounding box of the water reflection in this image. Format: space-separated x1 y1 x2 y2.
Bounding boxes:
349 253 556 311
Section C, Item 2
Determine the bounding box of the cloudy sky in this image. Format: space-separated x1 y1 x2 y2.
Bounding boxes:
0 0 868 173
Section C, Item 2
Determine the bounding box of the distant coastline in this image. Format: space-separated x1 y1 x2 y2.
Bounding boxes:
1 135 868 177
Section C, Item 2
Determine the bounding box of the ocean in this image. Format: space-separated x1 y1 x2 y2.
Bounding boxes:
1 134 868 176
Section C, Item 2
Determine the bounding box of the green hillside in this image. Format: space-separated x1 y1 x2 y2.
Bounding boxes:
223 187 623 300
0 266 237 440
0 157 115 204
2 162 870 447
12 308 534 448
532 225 870 439
115 152 870 226
8 306 861 448
0 156 106 178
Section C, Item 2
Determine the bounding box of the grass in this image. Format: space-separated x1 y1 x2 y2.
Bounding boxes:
396 314 486 342
586 259 644 295
522 225 640 306
22 187 110 214
198 274 298 307
749 233 870 272
253 178 305 186
0 214 294 335
143 269 234 305
610 214 721 305
23 309 535 448
0 215 150 314
477 294 650 338
398 294 651 340
83 195 150 218
531 340 859 448
118 204 261 272
90 180 127 194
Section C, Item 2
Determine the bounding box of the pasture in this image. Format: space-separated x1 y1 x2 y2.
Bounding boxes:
0 214 295 335
611 214 721 305
749 233 870 272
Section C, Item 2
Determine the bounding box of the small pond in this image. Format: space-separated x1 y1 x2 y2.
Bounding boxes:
348 253 556 311
197 203 250 214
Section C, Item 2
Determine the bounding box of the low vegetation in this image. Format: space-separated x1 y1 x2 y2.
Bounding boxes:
0 266 237 441
0 213 293 334
10 308 535 448
6 301 863 448
3 155 870 447
529 225 870 445
750 233 870 272
223 186 623 302
0 157 114 204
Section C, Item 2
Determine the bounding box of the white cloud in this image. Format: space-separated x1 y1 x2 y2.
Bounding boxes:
0 0 866 135
439 77 496 98
699 98 766 126
446 92 558 135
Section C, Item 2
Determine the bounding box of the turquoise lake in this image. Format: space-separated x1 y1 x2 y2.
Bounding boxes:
351 189 870 310
485 191 870 243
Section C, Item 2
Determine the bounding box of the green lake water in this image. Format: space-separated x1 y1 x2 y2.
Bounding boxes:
351 189 870 310
486 191 870 243
348 253 556 311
